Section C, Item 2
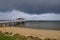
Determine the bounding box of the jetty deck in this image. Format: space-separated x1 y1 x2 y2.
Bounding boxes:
0 20 25 27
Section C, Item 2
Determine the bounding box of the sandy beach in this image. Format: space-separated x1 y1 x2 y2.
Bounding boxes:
0 27 60 39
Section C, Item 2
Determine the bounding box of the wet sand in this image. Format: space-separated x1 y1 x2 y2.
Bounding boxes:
0 27 60 39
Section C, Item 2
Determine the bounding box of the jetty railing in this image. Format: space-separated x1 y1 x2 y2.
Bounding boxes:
0 20 25 27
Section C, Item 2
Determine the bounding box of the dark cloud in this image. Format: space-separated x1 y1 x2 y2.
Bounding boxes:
0 0 60 14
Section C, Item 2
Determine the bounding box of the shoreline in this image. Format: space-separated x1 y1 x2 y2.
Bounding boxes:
0 27 60 39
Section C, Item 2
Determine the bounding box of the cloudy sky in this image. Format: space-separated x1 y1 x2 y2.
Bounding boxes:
0 0 60 20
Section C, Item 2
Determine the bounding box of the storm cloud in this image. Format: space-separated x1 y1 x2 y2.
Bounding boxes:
0 0 60 14
0 10 60 20
0 0 60 20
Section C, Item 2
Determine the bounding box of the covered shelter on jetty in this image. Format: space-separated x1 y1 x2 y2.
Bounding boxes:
16 18 25 23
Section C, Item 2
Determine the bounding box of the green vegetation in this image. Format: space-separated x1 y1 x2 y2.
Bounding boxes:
0 31 58 40
0 31 26 40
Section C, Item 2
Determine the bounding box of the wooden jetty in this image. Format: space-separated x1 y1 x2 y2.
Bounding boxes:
0 18 26 27
0 20 25 27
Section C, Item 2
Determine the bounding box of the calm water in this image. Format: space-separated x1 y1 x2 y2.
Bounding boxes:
24 21 60 30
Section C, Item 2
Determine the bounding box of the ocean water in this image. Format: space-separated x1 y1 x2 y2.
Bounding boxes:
0 20 60 30
24 21 60 30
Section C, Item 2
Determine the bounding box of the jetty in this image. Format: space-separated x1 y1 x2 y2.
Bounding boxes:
0 18 25 27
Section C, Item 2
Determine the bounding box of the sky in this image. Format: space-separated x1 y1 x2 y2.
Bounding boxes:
0 0 60 20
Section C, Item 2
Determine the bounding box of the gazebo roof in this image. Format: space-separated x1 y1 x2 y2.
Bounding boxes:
16 18 25 20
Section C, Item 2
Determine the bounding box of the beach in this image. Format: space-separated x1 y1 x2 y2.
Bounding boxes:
0 27 60 40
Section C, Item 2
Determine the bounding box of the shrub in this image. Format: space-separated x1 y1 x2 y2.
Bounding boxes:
26 36 34 40
3 32 13 36
4 32 9 34
8 32 13 35
33 37 42 40
0 31 4 36
13 34 26 40
13 34 20 37
3 32 9 36
53 39 57 40
0 31 3 35
44 38 51 40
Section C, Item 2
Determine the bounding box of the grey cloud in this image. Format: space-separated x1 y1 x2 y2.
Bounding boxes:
0 10 60 20
0 0 60 14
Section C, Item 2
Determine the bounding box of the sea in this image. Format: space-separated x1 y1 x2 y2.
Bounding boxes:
24 20 60 30
0 20 60 30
